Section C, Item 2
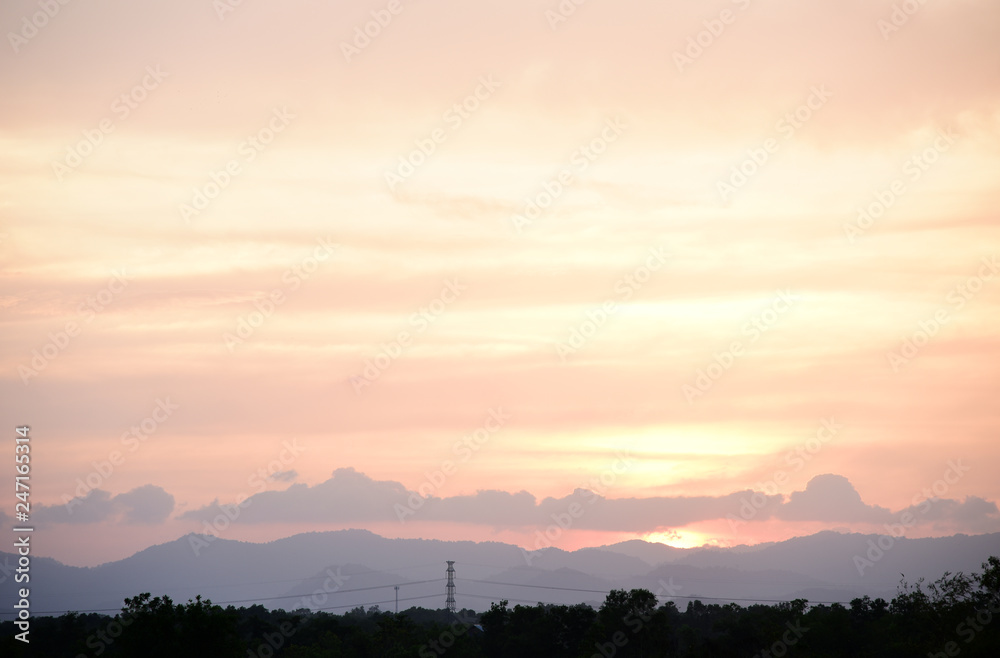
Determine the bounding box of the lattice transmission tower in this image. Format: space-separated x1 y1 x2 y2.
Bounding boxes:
445 561 456 613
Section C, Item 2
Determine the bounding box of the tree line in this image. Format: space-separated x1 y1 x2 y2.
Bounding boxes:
2 556 998 657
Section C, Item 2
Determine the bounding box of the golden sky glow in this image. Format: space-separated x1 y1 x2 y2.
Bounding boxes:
2 0 999 566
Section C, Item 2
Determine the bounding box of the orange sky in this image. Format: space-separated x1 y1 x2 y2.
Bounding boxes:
2 0 999 567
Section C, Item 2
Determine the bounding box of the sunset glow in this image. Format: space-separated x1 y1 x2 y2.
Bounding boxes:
2 0 999 569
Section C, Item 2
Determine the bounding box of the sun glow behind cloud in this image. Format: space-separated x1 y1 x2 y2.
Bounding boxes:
642 529 715 550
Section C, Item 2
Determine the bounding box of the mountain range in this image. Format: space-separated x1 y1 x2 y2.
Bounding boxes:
3 529 998 617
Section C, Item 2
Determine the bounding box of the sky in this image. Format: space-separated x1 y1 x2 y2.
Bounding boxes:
2 0 999 568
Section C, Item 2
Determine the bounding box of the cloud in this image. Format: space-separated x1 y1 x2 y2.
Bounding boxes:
31 470 1000 540
178 467 410 525
34 490 117 525
113 484 175 524
34 485 175 525
176 469 998 535
776 474 893 523
897 495 1000 534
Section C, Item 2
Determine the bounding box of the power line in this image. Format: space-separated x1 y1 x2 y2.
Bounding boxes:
463 578 853 606
3 579 855 618
212 578 443 605
314 593 442 612
466 579 616 595
0 562 873 618
0 579 443 617
20 562 450 600
461 592 565 607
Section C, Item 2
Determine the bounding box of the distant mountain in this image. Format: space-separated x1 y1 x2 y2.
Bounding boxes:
668 530 1000 586
514 544 653 578
589 538 689 567
1 529 997 617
